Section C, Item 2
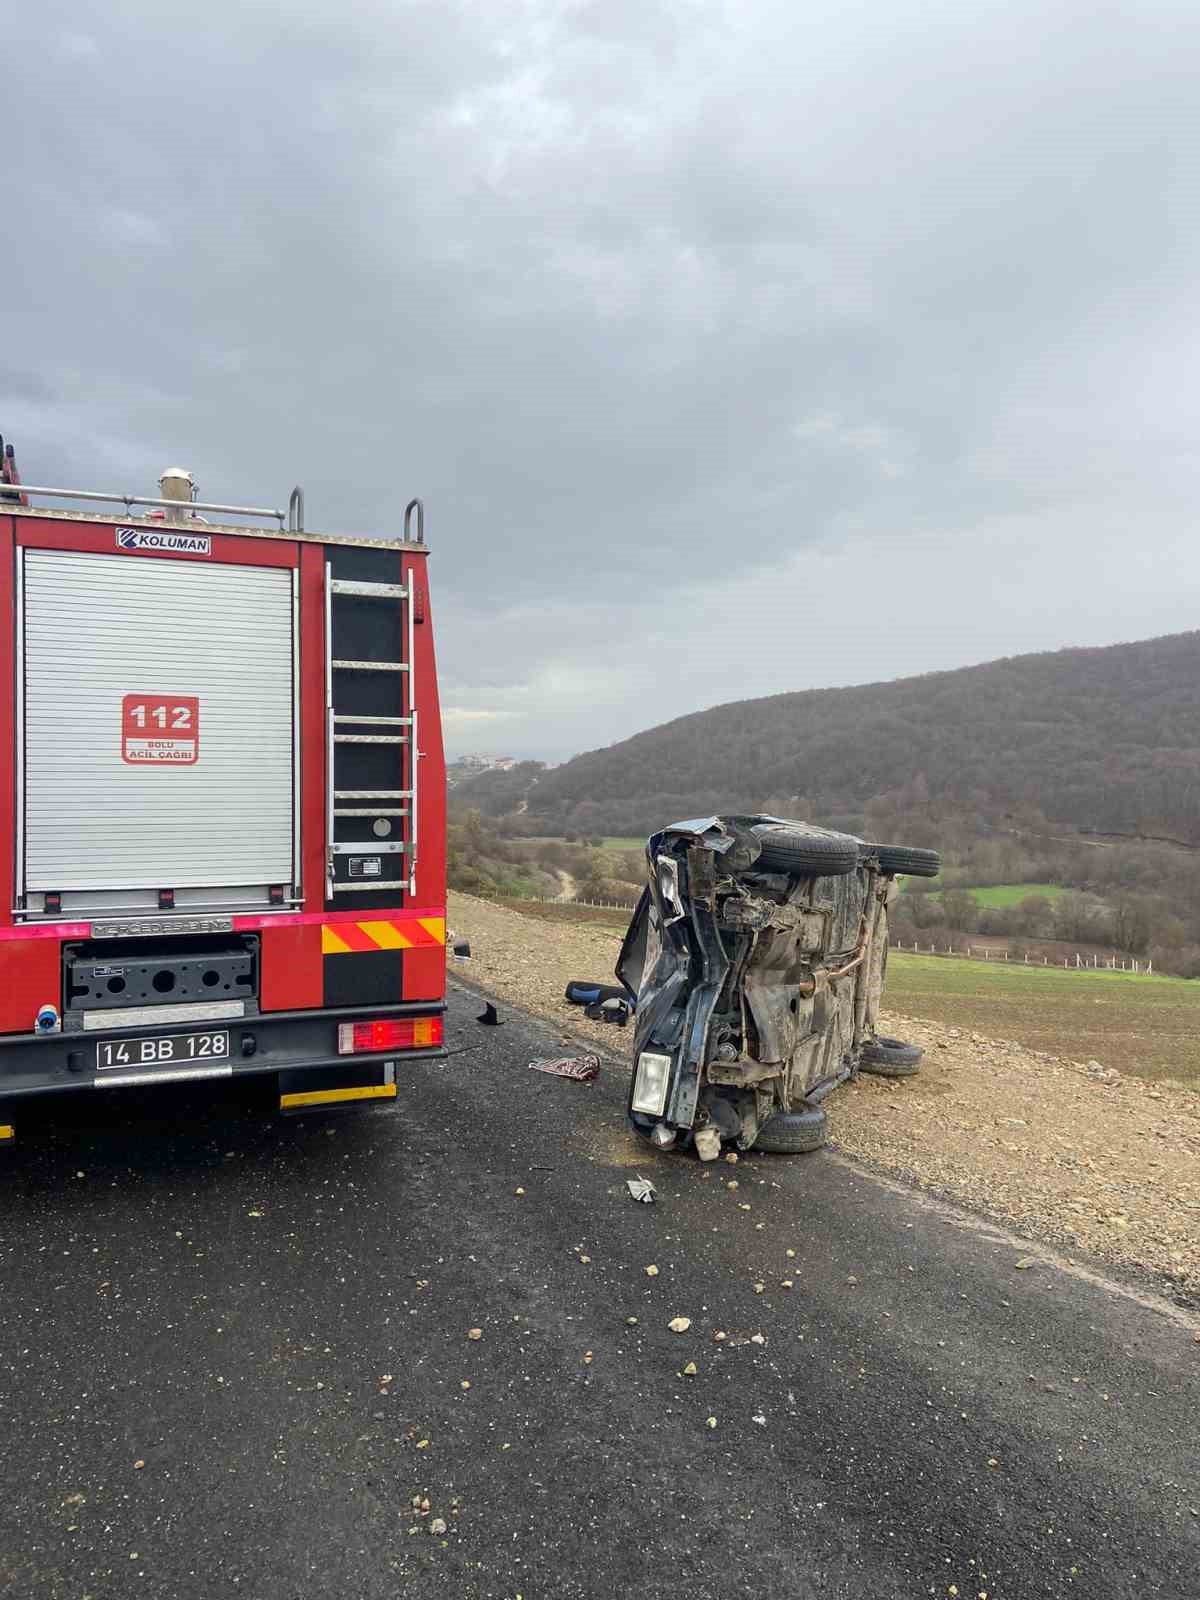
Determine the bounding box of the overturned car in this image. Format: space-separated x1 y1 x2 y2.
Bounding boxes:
616 817 939 1158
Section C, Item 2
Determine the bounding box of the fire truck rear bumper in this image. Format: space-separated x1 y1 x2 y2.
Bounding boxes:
0 1001 446 1104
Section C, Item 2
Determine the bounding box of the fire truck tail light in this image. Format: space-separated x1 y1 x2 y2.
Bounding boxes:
337 1016 443 1055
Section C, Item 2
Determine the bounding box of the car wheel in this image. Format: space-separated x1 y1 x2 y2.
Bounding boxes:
751 825 860 877
859 1035 923 1077
753 1103 829 1153
870 843 941 878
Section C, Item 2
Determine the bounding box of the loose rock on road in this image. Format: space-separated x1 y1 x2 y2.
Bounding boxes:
1 987 1197 1599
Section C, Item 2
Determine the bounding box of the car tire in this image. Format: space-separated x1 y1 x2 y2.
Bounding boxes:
871 844 941 878
753 1103 829 1153
751 826 860 877
859 1035 923 1077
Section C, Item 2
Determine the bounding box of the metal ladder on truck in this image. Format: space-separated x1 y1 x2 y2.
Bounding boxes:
323 527 419 900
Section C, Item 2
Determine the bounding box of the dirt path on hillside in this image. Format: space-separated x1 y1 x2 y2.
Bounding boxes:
554 868 577 903
447 891 1200 1297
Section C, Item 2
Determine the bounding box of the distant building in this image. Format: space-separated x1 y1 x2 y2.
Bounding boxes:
456 753 517 773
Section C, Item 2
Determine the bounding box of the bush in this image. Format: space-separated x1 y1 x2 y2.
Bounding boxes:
940 889 978 932
1148 943 1200 978
1017 895 1057 938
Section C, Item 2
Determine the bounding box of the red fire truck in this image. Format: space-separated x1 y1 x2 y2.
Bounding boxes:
0 455 446 1143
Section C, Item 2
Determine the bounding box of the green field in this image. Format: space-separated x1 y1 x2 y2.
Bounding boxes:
960 883 1067 908
886 952 1200 1086
601 837 646 852
904 881 1067 907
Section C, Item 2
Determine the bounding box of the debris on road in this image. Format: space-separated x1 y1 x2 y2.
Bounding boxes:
626 1176 656 1204
477 1002 503 1027
693 1126 721 1162
584 996 632 1026
644 1264 659 1277
467 1327 483 1340
668 1317 692 1333
529 1053 600 1084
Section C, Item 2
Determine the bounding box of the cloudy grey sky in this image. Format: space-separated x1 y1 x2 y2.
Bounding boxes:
6 1 1199 760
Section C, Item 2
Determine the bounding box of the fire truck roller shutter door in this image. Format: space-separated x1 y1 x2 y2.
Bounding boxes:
21 550 296 904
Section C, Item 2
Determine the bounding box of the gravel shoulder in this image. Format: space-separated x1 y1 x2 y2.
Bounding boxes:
448 891 1200 1297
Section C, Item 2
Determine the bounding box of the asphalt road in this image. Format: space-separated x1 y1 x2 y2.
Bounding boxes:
2 984 1198 1600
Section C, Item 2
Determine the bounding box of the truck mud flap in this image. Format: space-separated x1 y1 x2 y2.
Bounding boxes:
277 1059 398 1115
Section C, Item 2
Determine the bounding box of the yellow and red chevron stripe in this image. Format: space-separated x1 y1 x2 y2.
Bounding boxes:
321 916 445 955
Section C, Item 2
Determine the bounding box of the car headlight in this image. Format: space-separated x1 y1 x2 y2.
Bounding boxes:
631 1050 672 1116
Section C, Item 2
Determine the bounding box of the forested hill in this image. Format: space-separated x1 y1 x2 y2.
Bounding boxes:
511 631 1200 840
